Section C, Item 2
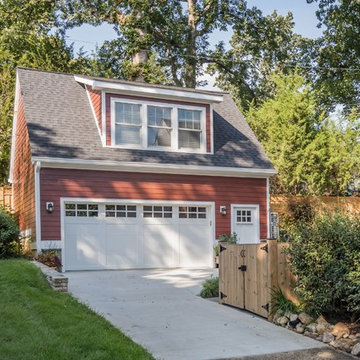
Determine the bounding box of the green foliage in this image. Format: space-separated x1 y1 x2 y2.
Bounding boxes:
0 209 20 258
270 288 302 316
214 245 220 257
218 233 237 244
0 259 154 359
288 212 360 320
200 276 219 298
35 250 62 271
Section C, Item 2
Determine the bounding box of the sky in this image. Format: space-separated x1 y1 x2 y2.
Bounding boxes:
65 0 322 88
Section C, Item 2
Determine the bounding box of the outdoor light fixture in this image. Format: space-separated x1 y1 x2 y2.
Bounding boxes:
220 206 227 215
46 202 54 213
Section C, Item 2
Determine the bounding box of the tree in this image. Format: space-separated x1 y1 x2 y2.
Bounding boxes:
61 0 244 87
0 0 91 184
306 0 360 113
208 9 314 112
246 72 323 194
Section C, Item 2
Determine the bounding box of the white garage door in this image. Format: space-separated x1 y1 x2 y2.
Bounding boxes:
63 202 213 270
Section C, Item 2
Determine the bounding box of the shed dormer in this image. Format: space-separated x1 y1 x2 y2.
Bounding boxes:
75 76 224 154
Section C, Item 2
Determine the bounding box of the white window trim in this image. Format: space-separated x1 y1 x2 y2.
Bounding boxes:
110 97 207 153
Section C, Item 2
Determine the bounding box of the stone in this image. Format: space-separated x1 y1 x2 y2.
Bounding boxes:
289 319 300 328
322 332 334 343
289 314 298 322
316 323 329 334
272 310 283 324
351 343 360 356
306 323 317 333
296 323 305 334
332 322 350 340
304 330 318 339
349 335 356 340
316 315 329 325
356 333 360 338
298 312 313 325
330 339 355 353
277 316 289 326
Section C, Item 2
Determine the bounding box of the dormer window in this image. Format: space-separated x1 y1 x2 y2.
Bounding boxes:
110 98 206 152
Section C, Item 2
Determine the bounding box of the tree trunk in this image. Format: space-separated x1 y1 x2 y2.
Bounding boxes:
184 0 197 88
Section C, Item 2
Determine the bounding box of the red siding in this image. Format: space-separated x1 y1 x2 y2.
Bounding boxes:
87 86 102 131
12 93 36 238
40 169 267 241
105 93 211 152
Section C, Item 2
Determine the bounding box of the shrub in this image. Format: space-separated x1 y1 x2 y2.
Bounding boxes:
218 233 237 244
288 212 360 321
0 209 21 258
200 276 219 298
36 250 62 271
270 288 302 316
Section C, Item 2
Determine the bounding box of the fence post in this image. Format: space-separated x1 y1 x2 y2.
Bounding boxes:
267 239 278 319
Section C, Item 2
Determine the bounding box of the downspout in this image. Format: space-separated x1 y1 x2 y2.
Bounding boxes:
266 177 270 239
34 161 42 252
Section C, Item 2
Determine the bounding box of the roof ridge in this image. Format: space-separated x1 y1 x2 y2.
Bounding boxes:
17 66 76 77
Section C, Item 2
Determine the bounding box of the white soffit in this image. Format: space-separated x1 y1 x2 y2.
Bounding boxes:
74 76 224 104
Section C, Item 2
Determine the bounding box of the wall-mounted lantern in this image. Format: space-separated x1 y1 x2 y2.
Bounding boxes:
219 206 227 216
46 202 54 213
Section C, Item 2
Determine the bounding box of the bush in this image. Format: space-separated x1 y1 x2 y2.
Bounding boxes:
36 250 62 271
0 209 21 258
200 276 219 298
288 212 360 321
270 288 302 316
218 233 237 244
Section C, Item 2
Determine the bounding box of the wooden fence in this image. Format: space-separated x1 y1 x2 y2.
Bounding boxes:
219 240 297 319
0 186 11 210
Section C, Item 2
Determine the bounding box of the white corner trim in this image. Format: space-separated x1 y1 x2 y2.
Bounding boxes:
8 73 20 184
266 177 270 239
74 76 224 104
209 103 214 154
85 85 103 145
34 161 42 251
32 156 278 178
101 91 106 144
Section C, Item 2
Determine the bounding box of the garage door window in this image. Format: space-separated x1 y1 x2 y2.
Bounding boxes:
236 209 252 224
65 203 98 217
143 205 172 218
105 205 137 218
179 206 206 219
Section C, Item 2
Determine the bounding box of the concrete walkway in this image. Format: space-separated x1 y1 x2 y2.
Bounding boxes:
67 269 325 360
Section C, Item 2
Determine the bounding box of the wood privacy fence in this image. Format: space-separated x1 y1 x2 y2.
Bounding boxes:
0 186 11 210
219 241 297 319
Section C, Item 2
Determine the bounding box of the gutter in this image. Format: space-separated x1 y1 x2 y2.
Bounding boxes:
34 161 42 252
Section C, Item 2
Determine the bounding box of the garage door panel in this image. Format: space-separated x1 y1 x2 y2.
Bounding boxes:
106 224 138 267
143 224 179 267
179 224 212 267
65 223 105 269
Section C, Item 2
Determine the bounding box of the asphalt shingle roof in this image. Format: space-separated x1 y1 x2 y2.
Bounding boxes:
18 67 274 170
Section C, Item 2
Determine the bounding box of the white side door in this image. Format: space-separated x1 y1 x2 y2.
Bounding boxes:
231 205 260 244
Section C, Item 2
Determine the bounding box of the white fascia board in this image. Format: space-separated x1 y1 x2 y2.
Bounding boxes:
32 156 278 178
74 76 224 104
8 73 20 184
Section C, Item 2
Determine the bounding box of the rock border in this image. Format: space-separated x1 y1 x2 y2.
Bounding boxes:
32 260 68 292
272 311 360 356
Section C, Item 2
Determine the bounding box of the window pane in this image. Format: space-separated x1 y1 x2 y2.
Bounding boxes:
179 130 201 149
89 211 98 217
115 124 141 145
148 127 171 147
178 109 201 130
77 211 87 217
77 204 87 210
65 204 75 210
106 211 115 217
164 213 172 218
66 210 75 217
115 103 141 125
144 212 152 218
117 205 126 211
128 212 137 218
164 206 172 212
198 213 206 219
143 206 152 212
198 207 206 213
148 106 171 127
127 205 136 211
106 205 115 211
154 206 162 212
117 211 126 217
88 204 98 211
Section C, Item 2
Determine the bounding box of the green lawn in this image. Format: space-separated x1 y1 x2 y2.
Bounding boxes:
0 259 154 360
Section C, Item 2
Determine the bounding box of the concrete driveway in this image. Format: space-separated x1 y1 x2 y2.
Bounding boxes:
67 269 325 360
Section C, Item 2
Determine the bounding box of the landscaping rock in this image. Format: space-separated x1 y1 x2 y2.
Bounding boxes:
272 310 283 324
332 322 350 340
316 323 329 334
322 332 334 343
351 343 360 356
296 323 305 334
289 314 298 322
298 312 313 325
330 339 355 353
289 319 300 328
304 330 318 339
316 315 328 325
277 316 289 326
306 323 317 333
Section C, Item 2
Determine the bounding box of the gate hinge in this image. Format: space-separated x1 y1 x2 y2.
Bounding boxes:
260 243 268 253
220 292 227 299
262 303 269 312
238 265 247 271
219 244 226 253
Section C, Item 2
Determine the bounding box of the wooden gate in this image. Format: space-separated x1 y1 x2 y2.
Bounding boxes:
219 243 269 317
219 241 297 318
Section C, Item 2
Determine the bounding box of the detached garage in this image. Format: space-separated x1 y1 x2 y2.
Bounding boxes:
63 200 214 270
